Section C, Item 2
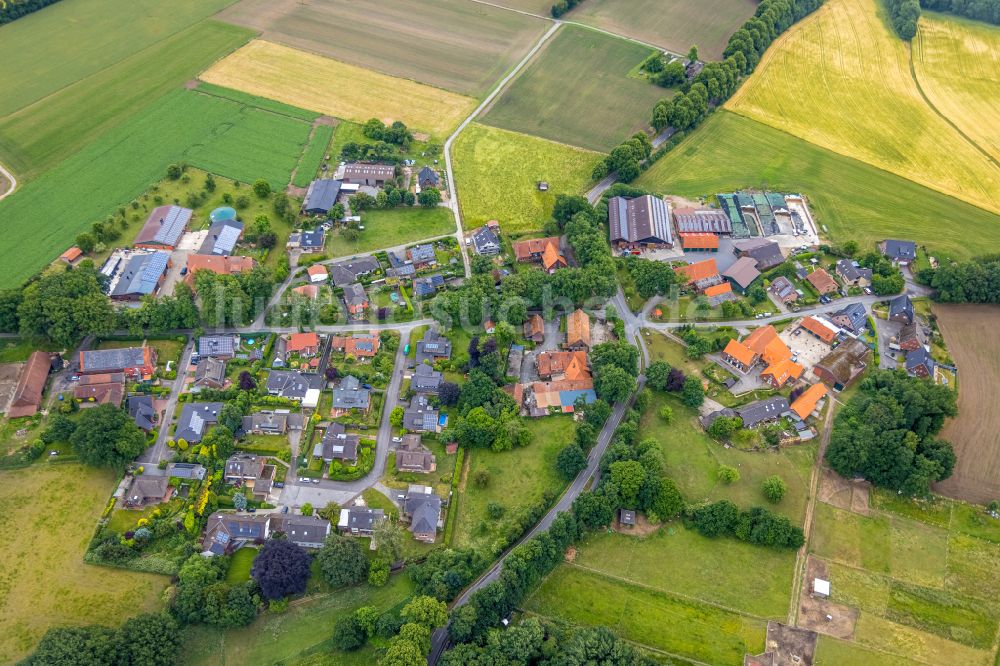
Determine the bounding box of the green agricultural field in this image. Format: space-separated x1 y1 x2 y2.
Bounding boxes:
641 392 815 523
853 613 990 664
726 0 1000 216
0 20 253 181
566 0 757 60
182 573 415 665
482 25 666 151
636 111 1000 259
0 0 239 119
814 636 924 666
452 123 599 237
525 566 766 664
0 465 167 661
572 527 795 618
217 0 548 97
0 89 315 285
326 207 456 259
194 82 320 122
453 416 573 552
292 124 335 188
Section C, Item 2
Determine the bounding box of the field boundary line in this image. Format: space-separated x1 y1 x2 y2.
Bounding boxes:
907 37 1000 172
566 561 776 622
520 610 717 666
0 160 16 201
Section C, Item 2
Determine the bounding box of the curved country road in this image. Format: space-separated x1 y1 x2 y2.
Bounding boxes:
0 161 17 201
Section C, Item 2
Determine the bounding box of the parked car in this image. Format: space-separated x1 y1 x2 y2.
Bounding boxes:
312 479 321 485
392 437 402 443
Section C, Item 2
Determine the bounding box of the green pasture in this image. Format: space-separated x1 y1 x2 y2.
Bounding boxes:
292 124 335 188
327 207 455 259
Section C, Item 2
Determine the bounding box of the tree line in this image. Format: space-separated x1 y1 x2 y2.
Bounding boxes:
550 0 584 18
885 0 921 39
918 254 1000 303
0 0 61 25
920 0 1000 24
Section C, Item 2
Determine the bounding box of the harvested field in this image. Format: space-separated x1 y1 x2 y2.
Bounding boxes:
217 0 548 97
0 465 167 661
481 25 666 151
914 13 1000 163
635 111 1000 260
799 558 858 639
726 0 1000 216
818 468 871 515
452 123 600 236
566 0 757 60
200 40 476 138
934 304 1000 503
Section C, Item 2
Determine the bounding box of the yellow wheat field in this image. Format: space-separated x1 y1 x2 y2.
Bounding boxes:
913 14 1000 163
200 40 477 138
726 0 1000 216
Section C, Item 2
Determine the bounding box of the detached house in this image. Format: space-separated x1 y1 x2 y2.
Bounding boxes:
471 226 501 256
176 402 223 443
417 166 440 189
411 363 443 393
564 309 591 351
805 268 838 295
125 476 172 508
733 238 784 271
403 485 442 543
331 376 370 417
905 347 935 378
344 283 369 318
835 259 872 287
403 394 439 432
813 338 870 390
880 239 916 265
415 328 452 364
512 237 567 273
395 435 436 473
79 347 156 380
338 507 385 537
524 314 545 344
888 294 913 324
315 423 360 464
286 332 321 357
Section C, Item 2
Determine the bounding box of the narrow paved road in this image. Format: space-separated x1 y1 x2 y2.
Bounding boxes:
587 127 676 204
444 21 563 280
138 339 194 465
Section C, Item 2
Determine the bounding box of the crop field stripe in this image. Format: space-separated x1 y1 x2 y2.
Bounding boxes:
725 0 1000 217
200 40 477 138
635 110 1000 260
0 88 314 285
0 20 254 181
193 81 320 122
291 123 335 188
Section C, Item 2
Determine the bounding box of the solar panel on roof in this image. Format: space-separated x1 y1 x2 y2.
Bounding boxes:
213 225 241 255
154 206 191 244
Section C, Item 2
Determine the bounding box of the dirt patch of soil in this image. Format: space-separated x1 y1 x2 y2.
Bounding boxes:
765 621 818 666
613 513 661 537
286 185 307 198
315 115 337 127
184 79 200 90
818 469 870 515
0 362 24 413
564 546 577 562
412 131 430 142
797 556 858 639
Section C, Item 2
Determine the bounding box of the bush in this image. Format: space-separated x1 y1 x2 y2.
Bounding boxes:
717 465 740 484
762 476 787 503
333 614 367 651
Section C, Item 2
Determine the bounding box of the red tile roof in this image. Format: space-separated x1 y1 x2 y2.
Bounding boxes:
679 233 719 250
673 258 719 283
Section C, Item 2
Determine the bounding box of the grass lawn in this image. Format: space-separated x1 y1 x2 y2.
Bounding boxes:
814 636 924 666
725 0 1000 216
452 123 599 237
482 25 665 152
565 0 757 60
0 19 253 182
524 565 766 664
226 547 258 584
636 110 1000 260
572 527 795 618
641 392 816 522
182 573 415 665
292 123 335 189
0 415 47 457
200 40 477 138
453 416 574 552
913 12 1000 163
217 0 548 98
107 503 165 533
327 207 455 259
0 465 167 661
0 88 313 285
0 338 64 364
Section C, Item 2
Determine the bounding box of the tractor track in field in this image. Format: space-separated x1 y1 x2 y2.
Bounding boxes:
0 161 16 201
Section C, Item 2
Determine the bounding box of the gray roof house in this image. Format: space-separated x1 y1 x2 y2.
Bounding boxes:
408 243 436 266
314 423 360 463
198 220 244 256
272 515 332 549
472 226 501 256
905 347 935 378
338 506 385 537
880 239 917 264
768 276 798 303
829 303 868 333
202 512 271 555
109 251 170 300
403 485 442 543
266 370 323 400
167 462 206 480
411 362 442 393
413 274 445 298
287 229 326 251
888 294 914 324
330 256 380 286
193 357 226 389
396 435 435 473
415 328 452 364
199 335 239 358
242 411 288 435
302 179 343 215
175 402 223 443
721 256 761 293
125 475 171 507
835 259 873 285
403 394 439 432
734 238 784 271
224 454 265 481
417 166 440 189
332 376 371 415
736 396 790 428
127 395 157 431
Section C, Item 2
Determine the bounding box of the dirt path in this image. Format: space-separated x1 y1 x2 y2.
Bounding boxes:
0 161 16 201
788 397 836 625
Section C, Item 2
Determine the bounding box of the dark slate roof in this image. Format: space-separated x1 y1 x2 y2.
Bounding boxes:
736 396 790 428
81 347 147 373
243 411 287 433
176 402 224 443
329 265 356 287
409 244 436 263
194 357 226 385
472 227 501 255
416 328 452 364
906 347 934 373
734 238 784 270
127 395 157 430
831 303 867 332
414 274 445 297
225 454 264 479
198 220 244 256
266 370 323 400
167 462 206 480
340 507 384 532
403 394 438 431
344 283 367 306
882 239 916 261
110 251 169 297
303 179 342 214
889 294 913 321
332 376 370 410
316 423 360 461
412 363 442 393
418 166 440 188
608 195 673 244
404 487 441 535
835 259 871 282
199 335 238 357
293 229 326 249
274 515 331 546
